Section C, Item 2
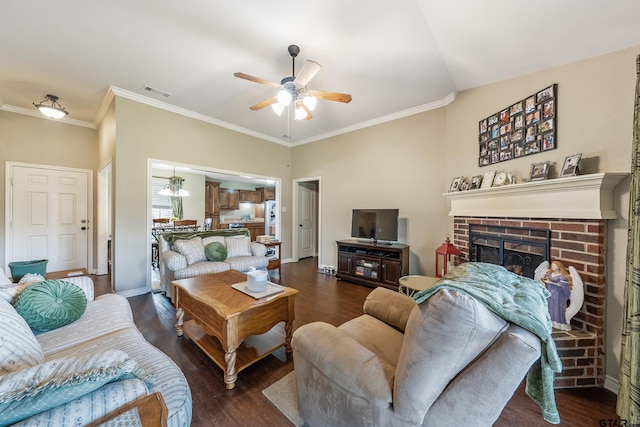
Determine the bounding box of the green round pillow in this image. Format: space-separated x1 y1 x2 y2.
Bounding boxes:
13 280 87 331
205 242 227 262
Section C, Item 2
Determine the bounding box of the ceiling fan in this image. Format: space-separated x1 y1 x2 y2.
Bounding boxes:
234 45 352 120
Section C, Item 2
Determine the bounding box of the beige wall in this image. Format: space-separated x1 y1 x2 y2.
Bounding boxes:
445 46 636 384
0 111 98 270
291 108 450 276
111 97 292 293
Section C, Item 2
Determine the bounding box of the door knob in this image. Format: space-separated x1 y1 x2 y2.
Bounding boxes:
299 224 303 227
81 227 87 230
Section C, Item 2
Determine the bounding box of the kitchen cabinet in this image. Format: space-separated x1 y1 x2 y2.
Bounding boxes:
239 190 263 204
205 182 220 216
244 223 263 241
258 187 275 201
219 189 239 209
204 182 220 230
238 190 262 204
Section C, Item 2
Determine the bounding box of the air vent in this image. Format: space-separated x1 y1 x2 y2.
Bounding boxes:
141 85 171 98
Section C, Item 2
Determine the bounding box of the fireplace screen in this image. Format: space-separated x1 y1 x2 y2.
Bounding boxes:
468 224 550 279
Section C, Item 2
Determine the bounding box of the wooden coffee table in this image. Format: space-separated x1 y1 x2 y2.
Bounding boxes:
171 270 298 389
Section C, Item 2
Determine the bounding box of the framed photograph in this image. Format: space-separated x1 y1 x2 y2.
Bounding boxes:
499 109 509 124
459 178 471 191
479 119 488 133
530 161 550 181
541 132 555 151
480 171 496 189
478 84 557 167
449 176 463 192
525 96 536 113
510 101 523 116
536 85 554 103
560 153 582 177
470 175 483 189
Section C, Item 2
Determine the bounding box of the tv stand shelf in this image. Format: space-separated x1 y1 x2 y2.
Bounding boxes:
336 239 409 290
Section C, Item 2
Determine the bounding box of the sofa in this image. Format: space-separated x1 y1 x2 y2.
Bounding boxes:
158 228 269 300
0 271 191 426
293 285 546 426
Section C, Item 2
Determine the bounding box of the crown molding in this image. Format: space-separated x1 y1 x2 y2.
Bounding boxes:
4 88 458 143
106 86 288 146
0 104 96 129
290 92 457 146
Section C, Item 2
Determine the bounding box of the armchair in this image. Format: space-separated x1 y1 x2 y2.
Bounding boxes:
292 287 542 426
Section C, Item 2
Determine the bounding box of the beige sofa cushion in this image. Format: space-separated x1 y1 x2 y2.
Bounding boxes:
225 236 252 258
173 237 205 265
394 289 508 423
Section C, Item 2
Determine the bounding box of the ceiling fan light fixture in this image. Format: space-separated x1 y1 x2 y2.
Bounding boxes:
271 103 285 116
302 94 317 111
277 89 292 106
295 105 308 120
33 94 68 119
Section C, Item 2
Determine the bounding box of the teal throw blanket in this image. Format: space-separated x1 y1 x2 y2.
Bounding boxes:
413 262 561 424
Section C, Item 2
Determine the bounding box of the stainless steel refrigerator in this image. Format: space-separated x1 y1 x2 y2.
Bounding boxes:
264 200 276 236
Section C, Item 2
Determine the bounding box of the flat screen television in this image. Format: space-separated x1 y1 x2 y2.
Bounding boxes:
351 209 399 243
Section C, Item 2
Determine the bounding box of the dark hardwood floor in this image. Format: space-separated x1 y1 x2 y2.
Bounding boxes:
92 258 619 426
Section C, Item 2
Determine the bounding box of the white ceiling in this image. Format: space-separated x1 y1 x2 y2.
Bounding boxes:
2 1 639 145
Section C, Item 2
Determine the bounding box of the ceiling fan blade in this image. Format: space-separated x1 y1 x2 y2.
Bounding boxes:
295 99 313 120
294 60 321 86
308 89 352 103
250 96 278 110
234 72 280 88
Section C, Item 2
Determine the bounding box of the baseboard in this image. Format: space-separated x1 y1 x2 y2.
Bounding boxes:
604 375 619 395
116 287 151 298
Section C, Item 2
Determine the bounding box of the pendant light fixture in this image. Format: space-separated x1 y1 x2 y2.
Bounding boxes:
158 168 189 197
33 94 68 119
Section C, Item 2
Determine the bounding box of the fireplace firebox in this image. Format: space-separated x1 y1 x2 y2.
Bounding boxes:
468 224 550 279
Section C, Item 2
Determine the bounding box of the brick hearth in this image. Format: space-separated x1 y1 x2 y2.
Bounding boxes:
452 216 606 388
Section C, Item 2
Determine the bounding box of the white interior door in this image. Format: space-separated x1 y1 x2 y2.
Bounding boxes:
8 163 90 273
297 181 317 259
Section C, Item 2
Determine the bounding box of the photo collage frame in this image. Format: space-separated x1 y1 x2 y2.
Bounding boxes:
478 84 557 167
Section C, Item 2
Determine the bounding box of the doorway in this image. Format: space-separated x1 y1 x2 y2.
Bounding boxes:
5 162 93 274
293 178 320 261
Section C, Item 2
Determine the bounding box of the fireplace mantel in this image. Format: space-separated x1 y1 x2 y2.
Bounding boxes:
444 172 628 219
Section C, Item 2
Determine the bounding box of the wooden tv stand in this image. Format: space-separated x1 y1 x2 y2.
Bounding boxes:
336 239 409 290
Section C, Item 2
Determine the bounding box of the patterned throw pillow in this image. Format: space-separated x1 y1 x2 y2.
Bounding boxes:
205 242 228 262
0 349 146 426
173 237 206 265
13 280 88 331
0 298 44 375
225 236 252 258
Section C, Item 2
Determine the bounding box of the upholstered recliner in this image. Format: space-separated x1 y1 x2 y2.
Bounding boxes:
292 286 543 426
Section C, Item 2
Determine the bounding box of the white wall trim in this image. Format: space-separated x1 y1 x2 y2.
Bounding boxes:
604 375 619 395
290 92 457 146
0 104 96 129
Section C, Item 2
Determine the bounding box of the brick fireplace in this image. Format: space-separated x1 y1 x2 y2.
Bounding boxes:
444 173 626 388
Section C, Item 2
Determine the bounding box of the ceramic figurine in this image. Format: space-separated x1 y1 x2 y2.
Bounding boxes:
534 260 584 331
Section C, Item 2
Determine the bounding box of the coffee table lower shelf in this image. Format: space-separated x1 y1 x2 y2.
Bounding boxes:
182 320 286 375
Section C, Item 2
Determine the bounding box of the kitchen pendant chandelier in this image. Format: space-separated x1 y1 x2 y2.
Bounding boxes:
33 94 68 119
158 170 189 197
